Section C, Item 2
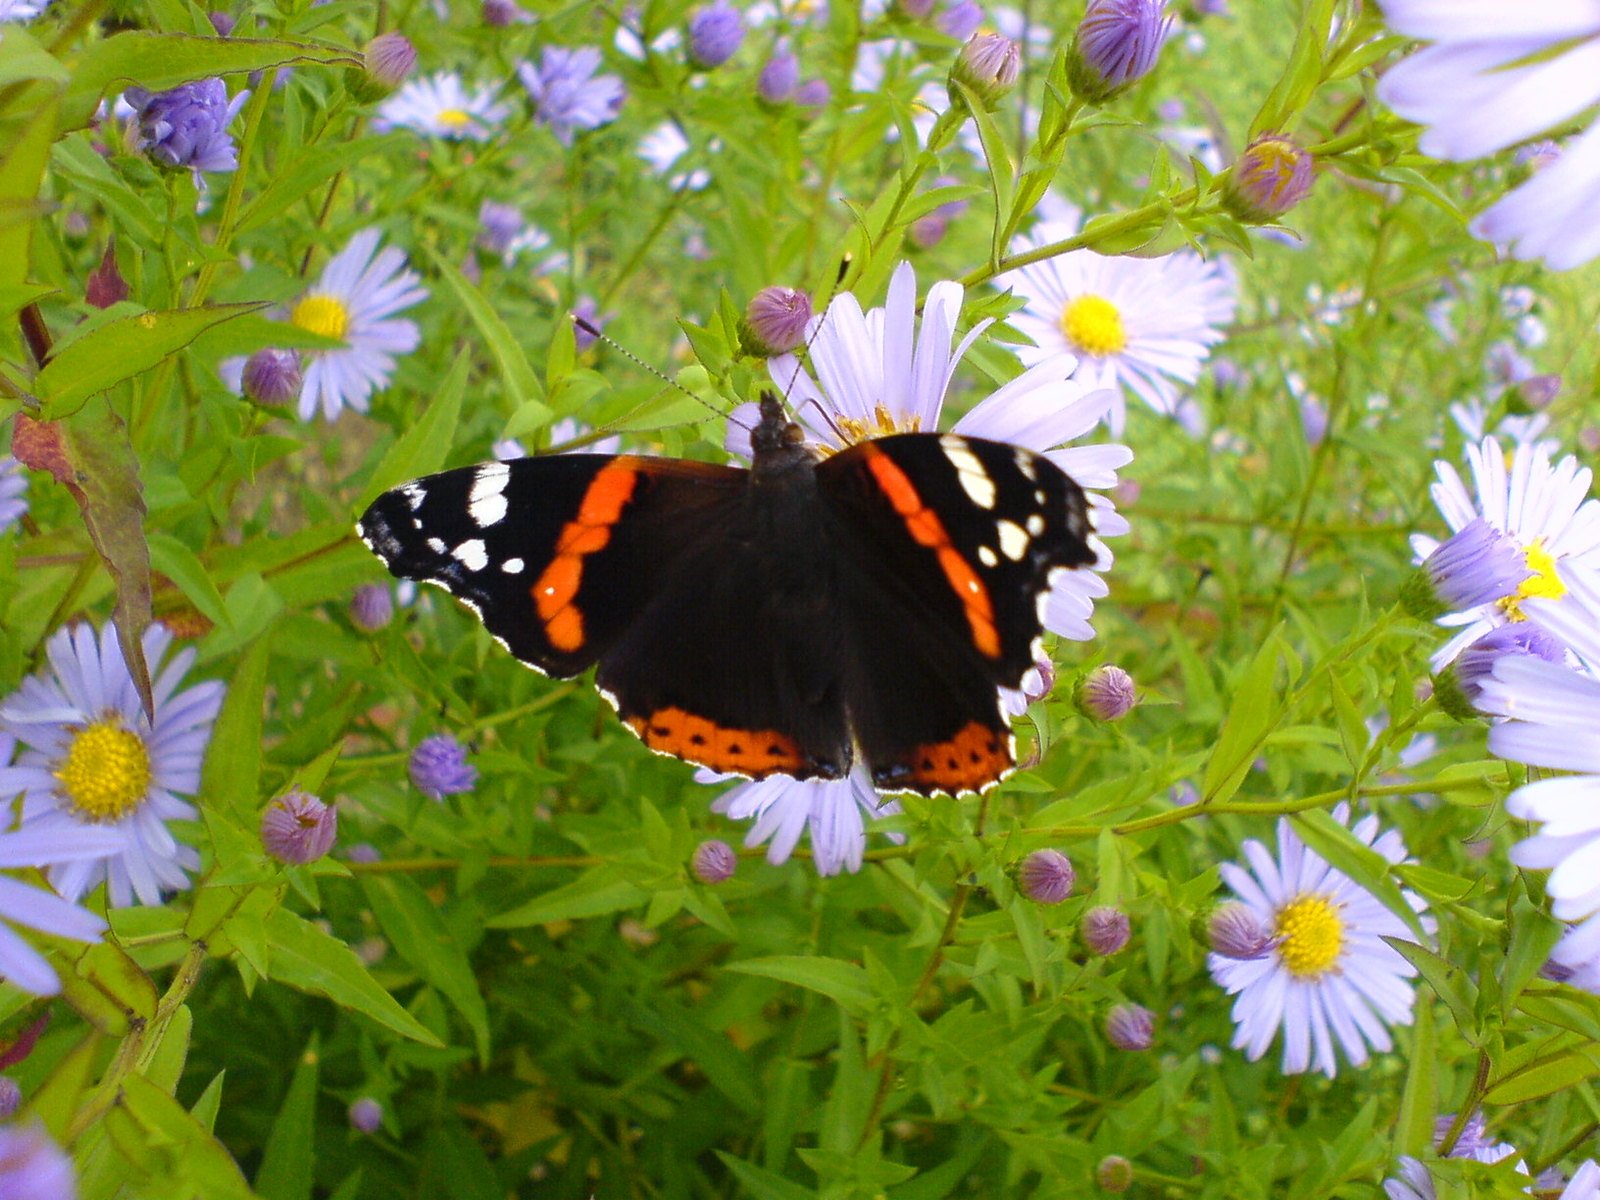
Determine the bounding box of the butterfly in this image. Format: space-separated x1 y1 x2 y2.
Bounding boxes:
357 393 1095 795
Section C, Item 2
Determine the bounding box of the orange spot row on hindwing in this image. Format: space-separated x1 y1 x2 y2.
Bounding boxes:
861 446 1001 658
625 708 807 775
906 721 1013 792
531 460 641 652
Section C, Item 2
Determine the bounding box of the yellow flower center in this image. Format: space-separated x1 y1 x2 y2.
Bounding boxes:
1273 894 1344 978
291 294 351 342
833 405 920 448
436 108 472 129
1060 294 1128 357
55 718 152 822
1499 539 1566 622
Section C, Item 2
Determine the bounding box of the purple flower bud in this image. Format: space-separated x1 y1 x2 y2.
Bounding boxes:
346 842 382 864
1207 903 1272 959
691 839 737 884
124 79 244 173
363 32 417 92
261 790 338 865
241 348 303 407
936 0 983 40
0 1123 75 1200
1517 373 1562 408
758 39 800 104
571 297 611 352
350 583 394 632
1225 133 1315 223
688 2 744 68
1096 1156 1134 1192
1436 1112 1488 1156
1435 623 1567 720
349 1097 383 1133
910 214 948 249
482 0 532 25
1403 519 1531 621
897 0 937 16
949 33 1021 109
1082 905 1131 956
794 78 831 114
1300 395 1327 446
1074 664 1136 722
1105 1003 1154 1051
1068 0 1172 104
209 11 235 35
477 200 526 258
741 286 813 356
409 733 477 800
0 1077 20 1120
1018 849 1074 904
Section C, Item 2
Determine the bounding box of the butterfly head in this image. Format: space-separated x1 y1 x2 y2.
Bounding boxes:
750 391 814 476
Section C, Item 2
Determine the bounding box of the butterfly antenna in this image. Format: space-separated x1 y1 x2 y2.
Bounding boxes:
777 253 853 444
571 313 748 433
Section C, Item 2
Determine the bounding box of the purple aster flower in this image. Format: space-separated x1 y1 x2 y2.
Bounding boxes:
518 46 625 145
691 839 737 884
349 1097 383 1133
0 1122 76 1200
260 790 338 864
758 38 799 103
1068 0 1173 104
1225 133 1315 222
1403 518 1533 621
1019 849 1074 903
1105 1003 1154 1051
0 455 27 534
350 582 394 631
936 0 983 40
408 733 477 800
482 0 532 25
0 624 224 907
124 78 248 174
688 1 744 68
702 764 903 876
1434 621 1567 720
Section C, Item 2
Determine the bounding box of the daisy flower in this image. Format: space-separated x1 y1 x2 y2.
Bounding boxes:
0 1123 76 1200
1206 805 1432 1077
1447 397 1558 459
288 228 428 422
999 214 1236 434
1410 436 1600 669
1376 2 1600 269
0 455 26 534
517 46 624 145
0 1 50 21
1477 571 1600 962
0 623 224 907
637 122 711 190
701 764 902 877
374 72 509 140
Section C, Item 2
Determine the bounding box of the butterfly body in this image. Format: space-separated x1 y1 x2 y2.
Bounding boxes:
358 397 1095 795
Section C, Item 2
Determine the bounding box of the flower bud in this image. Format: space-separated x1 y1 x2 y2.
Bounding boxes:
795 78 831 115
936 0 982 39
408 733 478 800
949 33 1021 110
1434 623 1566 720
349 1097 383 1133
261 790 338 865
1224 134 1315 223
349 583 394 632
1206 902 1272 960
356 32 417 99
1096 1155 1134 1192
571 297 609 352
1516 373 1562 409
897 0 937 15
124 79 243 173
1105 1003 1154 1051
241 348 303 407
209 12 236 35
1401 519 1531 621
482 0 531 25
346 843 382 864
688 2 744 68
740 286 813 356
1073 665 1136 722
758 39 800 104
1082 905 1131 956
691 839 737 884
1018 849 1074 904
1067 0 1172 105
0 1077 20 1120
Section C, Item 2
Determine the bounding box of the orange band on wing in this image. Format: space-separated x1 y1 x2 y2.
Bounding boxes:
625 707 808 775
902 721 1013 793
861 445 1001 658
531 459 641 652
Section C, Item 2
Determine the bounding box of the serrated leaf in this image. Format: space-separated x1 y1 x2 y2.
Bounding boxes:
726 956 873 1014
360 874 490 1065
263 907 443 1046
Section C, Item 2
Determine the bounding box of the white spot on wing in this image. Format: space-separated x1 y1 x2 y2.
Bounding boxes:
470 493 508 527
427 537 447 554
1015 450 1038 481
502 557 525 574
1026 513 1045 535
978 545 998 568
402 483 427 511
997 519 1029 561
452 538 489 572
941 438 997 509
468 463 511 527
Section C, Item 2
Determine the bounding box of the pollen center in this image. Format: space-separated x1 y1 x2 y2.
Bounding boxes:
1060 294 1128 357
1499 540 1566 621
835 405 920 446
291 294 351 342
436 108 472 129
55 718 152 822
1273 894 1344 978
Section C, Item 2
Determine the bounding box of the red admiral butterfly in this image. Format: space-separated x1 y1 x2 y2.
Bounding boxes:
357 394 1095 795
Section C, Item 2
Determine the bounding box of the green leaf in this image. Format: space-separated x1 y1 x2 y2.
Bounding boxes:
726 956 874 1014
255 1038 317 1200
950 82 1017 267
110 1074 255 1200
1201 630 1282 806
1385 938 1480 1046
199 630 272 819
360 874 491 1065
190 1071 226 1133
1295 809 1427 941
356 349 468 511
0 94 56 289
713 1152 816 1200
1484 1044 1600 1106
1502 895 1562 1005
234 135 396 237
50 136 165 248
619 994 762 1111
263 906 444 1046
418 1121 502 1200
486 869 650 928
62 32 361 131
144 1002 193 1094
426 249 549 424
149 532 230 630
0 25 71 89
35 302 266 419
1394 999 1436 1157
